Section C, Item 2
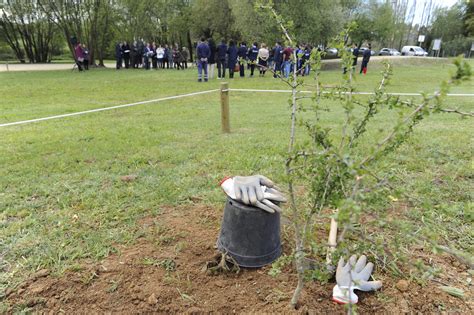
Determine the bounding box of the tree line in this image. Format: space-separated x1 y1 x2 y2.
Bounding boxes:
0 0 472 64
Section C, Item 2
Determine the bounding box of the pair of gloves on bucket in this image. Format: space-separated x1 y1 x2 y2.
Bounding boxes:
220 175 286 213
220 175 382 304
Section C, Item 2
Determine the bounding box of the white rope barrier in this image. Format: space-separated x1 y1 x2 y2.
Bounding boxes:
227 88 474 97
0 89 220 128
1 87 471 128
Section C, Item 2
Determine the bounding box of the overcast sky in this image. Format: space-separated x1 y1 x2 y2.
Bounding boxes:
436 0 458 6
413 0 460 24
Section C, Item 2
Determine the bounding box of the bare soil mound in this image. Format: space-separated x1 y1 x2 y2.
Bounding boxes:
6 204 472 313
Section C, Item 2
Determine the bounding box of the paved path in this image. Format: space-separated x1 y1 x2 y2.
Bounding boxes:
0 62 116 72
0 56 447 72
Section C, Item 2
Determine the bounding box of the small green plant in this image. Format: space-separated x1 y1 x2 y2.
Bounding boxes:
159 258 177 272
268 254 293 277
142 257 176 272
106 279 120 293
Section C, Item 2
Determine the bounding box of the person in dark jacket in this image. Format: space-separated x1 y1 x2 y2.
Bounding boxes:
131 41 138 68
352 44 359 68
302 45 312 76
207 38 217 79
247 42 259 77
137 40 145 68
273 41 283 78
237 42 247 77
360 44 371 74
173 44 183 70
143 42 153 70
216 39 227 79
268 46 274 70
227 40 238 79
115 42 123 69
196 37 211 82
122 41 131 69
164 45 170 68
343 43 358 74
167 44 174 69
82 43 89 70
181 46 189 69
151 42 158 70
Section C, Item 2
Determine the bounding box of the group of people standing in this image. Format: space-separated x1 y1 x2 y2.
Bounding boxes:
343 43 372 75
195 38 314 82
115 41 190 71
74 37 372 78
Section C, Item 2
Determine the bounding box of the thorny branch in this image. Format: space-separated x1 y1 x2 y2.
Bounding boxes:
260 1 471 309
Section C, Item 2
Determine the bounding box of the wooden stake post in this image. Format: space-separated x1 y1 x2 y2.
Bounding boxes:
220 82 230 133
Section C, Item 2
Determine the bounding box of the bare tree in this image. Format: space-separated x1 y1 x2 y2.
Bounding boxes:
404 0 417 45
0 0 55 63
390 0 409 49
40 0 117 67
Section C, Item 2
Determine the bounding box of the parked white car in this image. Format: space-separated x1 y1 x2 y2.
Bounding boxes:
401 46 428 56
378 48 401 56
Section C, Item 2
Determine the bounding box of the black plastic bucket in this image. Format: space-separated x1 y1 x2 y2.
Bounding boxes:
217 197 281 268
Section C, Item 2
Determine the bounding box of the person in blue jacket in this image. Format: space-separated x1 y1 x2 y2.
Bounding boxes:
143 42 153 70
227 40 238 79
247 42 259 77
302 44 312 76
295 44 304 75
237 42 247 77
217 39 228 79
196 37 211 82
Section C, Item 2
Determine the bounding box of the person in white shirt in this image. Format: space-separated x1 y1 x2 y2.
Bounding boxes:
156 45 165 68
257 43 270 77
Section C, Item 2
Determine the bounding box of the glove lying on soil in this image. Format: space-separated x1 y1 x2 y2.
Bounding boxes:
332 255 382 304
220 175 286 213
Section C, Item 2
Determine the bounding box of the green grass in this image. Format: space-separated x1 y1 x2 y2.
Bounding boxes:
0 58 473 300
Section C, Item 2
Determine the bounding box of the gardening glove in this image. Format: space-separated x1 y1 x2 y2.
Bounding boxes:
332 255 382 304
220 175 286 213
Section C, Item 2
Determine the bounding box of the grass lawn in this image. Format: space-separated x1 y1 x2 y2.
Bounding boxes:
0 58 473 310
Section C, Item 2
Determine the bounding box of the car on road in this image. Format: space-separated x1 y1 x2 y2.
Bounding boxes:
324 47 338 58
358 47 375 56
401 46 428 56
378 48 401 56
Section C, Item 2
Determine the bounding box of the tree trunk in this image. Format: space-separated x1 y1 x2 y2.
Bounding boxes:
187 30 193 62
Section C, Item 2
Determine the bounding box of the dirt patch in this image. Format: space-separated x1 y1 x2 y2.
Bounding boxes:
6 204 472 313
